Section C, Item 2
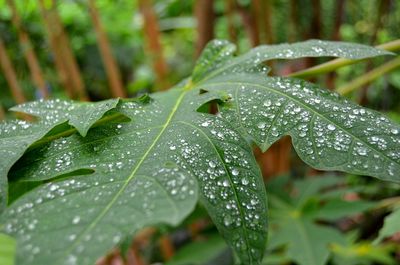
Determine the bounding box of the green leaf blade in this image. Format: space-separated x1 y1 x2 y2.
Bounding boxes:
3 88 268 265
269 218 345 265
201 74 400 182
249 40 393 61
0 99 119 212
194 40 392 85
11 98 119 137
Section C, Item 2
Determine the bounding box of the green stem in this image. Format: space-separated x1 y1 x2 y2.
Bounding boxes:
336 56 400 95
288 39 400 78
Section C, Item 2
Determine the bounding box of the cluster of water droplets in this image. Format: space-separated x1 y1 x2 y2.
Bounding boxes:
248 39 388 62
162 113 267 262
214 75 400 181
2 93 208 265
192 39 236 82
193 39 389 86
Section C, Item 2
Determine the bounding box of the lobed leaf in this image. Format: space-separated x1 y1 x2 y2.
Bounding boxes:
0 99 119 212
2 88 267 265
269 218 345 265
1 39 397 265
197 74 400 183
10 98 120 137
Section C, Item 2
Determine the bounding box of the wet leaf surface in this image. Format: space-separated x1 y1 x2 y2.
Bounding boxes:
0 99 119 212
0 40 397 265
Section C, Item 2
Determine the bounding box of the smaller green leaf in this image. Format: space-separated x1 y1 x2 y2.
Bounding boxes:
374 208 400 243
0 233 16 265
166 235 228 265
269 218 345 265
316 199 375 221
293 176 343 206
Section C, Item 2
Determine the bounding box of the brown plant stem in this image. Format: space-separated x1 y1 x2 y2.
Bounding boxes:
159 235 174 261
138 0 169 91
38 0 88 100
0 104 5 120
225 0 237 45
88 0 126 98
194 0 215 57
7 0 49 99
237 4 259 47
0 38 27 105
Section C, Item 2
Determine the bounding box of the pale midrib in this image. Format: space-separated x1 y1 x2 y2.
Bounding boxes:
200 81 399 168
294 220 317 265
56 91 187 263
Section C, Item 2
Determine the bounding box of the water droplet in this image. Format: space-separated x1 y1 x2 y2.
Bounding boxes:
241 177 249 185
263 100 272 107
201 121 210 127
356 146 368 156
327 124 336 131
257 122 266 129
72 216 80 224
231 168 239 176
208 161 216 168
224 215 233 227
222 180 230 187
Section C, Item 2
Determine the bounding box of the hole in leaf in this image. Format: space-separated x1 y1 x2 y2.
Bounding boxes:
199 89 209 95
196 99 228 115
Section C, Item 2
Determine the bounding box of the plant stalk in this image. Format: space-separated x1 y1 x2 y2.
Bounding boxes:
336 56 400 95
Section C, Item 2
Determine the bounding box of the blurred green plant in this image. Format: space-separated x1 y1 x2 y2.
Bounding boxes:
264 175 399 265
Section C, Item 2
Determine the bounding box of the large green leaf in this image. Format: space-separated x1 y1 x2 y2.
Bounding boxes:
0 39 397 265
0 99 119 211
194 40 399 182
2 88 267 265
